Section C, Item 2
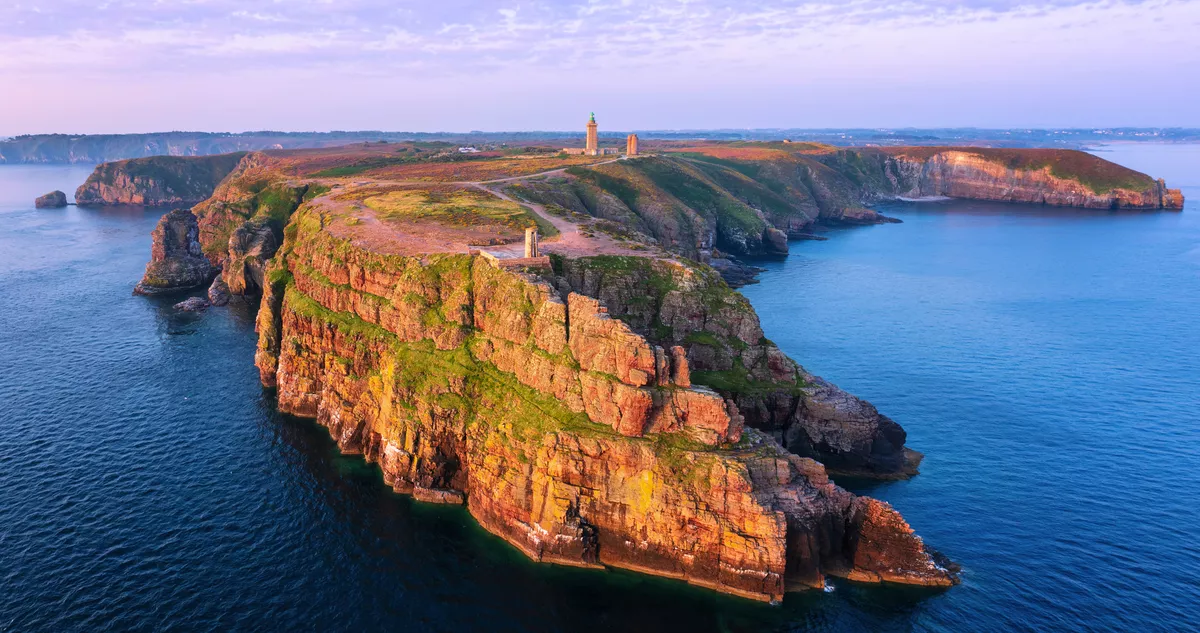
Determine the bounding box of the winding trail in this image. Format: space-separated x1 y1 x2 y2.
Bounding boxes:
315 155 665 260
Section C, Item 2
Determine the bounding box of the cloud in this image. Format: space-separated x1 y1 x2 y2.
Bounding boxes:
1 0 1198 132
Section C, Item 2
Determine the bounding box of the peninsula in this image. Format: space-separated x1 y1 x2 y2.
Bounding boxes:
87 123 1184 601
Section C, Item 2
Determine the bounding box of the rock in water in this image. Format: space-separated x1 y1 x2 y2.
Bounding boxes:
173 297 211 312
34 190 68 208
132 208 217 295
764 226 790 253
207 277 231 306
833 207 903 225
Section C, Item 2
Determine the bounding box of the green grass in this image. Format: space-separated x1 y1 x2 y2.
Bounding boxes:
691 367 806 397
251 183 306 225
302 184 331 202
363 188 559 237
565 166 642 209
628 158 767 239
683 331 723 348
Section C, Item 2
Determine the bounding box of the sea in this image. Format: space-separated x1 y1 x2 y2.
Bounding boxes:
0 144 1197 632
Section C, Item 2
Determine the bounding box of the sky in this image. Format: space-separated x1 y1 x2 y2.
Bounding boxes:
3 0 1199 135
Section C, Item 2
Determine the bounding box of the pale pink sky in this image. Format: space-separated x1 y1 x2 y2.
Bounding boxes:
4 0 1199 134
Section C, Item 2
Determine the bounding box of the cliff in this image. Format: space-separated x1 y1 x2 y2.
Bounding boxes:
252 203 956 601
820 147 1185 210
115 151 314 296
75 153 246 206
540 255 918 477
188 152 314 294
133 208 216 295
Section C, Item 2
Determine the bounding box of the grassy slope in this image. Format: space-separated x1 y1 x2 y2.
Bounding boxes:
567 157 772 254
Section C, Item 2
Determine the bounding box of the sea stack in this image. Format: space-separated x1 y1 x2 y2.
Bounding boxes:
34 190 68 208
133 208 216 295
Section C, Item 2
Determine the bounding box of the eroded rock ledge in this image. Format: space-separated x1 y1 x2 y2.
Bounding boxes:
252 206 956 601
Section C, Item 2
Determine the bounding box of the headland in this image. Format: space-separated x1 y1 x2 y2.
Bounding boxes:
80 121 1186 601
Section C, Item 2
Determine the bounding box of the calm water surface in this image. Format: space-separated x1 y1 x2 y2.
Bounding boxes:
1 146 1197 632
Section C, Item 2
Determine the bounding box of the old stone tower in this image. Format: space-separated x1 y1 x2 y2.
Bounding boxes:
626 133 639 156
585 112 598 156
524 227 539 258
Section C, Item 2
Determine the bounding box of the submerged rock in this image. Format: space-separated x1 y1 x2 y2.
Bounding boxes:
173 296 211 312
35 190 68 208
133 209 217 295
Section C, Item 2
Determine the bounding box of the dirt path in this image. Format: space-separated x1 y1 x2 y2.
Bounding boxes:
311 155 664 260
471 182 658 259
473 156 627 186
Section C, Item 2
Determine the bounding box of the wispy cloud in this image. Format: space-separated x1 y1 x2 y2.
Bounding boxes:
2 1 1198 132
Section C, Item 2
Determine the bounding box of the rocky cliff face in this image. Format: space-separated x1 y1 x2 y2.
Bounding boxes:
252 207 956 601
133 209 217 295
818 147 1185 210
75 153 246 206
184 153 311 294
550 256 920 478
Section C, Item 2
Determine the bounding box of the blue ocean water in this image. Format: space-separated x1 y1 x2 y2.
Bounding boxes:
742 143 1200 632
0 146 1196 632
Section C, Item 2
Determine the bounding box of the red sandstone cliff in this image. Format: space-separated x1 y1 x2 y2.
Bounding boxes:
252 208 956 601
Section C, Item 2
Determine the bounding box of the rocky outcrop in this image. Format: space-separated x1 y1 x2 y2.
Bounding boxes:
824 207 902 225
75 153 245 206
222 220 279 295
745 373 922 478
252 209 957 601
844 498 958 585
817 147 1185 210
1159 179 1185 209
179 152 312 294
133 209 217 295
207 277 231 306
174 297 210 312
34 190 68 208
551 255 918 478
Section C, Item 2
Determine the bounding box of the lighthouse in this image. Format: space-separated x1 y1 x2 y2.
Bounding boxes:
585 112 599 156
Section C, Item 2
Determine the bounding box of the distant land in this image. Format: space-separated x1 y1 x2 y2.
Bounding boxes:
3 128 1199 164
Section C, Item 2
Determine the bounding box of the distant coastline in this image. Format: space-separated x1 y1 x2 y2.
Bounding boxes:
4 128 1200 165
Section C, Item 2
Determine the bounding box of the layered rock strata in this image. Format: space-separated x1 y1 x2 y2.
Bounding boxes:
133 209 217 295
253 209 956 601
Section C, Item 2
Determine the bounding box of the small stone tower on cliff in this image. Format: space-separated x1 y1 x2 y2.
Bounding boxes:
524 227 539 258
585 112 598 156
626 133 639 156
